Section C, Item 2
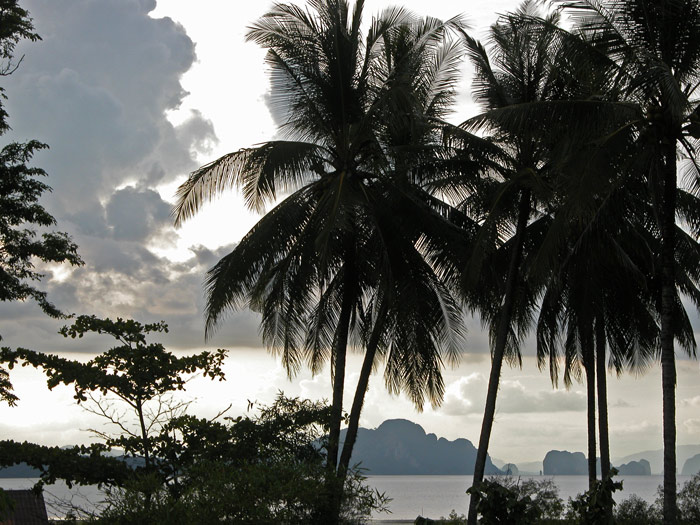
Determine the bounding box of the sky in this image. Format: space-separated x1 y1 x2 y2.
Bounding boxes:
0 0 699 469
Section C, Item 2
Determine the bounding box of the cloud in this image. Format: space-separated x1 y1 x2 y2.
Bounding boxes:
3 0 215 216
683 419 700 435
610 420 660 440
105 186 172 242
681 395 700 408
0 1 259 353
440 373 587 416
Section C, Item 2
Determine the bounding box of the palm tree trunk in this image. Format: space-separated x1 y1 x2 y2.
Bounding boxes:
467 191 531 525
327 289 352 471
325 260 356 525
338 300 388 476
660 145 678 525
583 328 597 490
596 316 610 480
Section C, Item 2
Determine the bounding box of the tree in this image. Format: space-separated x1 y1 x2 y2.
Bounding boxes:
0 0 40 131
0 315 227 488
174 2 467 522
93 395 388 525
335 13 469 484
548 2 700 522
456 5 570 522
0 141 83 319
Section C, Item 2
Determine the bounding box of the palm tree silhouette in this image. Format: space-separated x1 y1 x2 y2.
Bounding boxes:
548 2 700 521
456 4 570 522
174 1 467 522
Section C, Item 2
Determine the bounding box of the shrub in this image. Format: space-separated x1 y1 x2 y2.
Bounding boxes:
566 469 622 525
518 478 564 520
89 396 388 525
467 478 542 525
615 494 660 525
678 472 700 524
437 509 467 524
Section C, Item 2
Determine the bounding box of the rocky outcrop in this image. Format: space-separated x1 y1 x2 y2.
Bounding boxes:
502 463 519 475
543 450 588 475
340 419 502 475
682 453 700 475
617 459 651 475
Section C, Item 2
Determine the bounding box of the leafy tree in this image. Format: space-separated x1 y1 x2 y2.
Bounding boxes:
616 494 661 525
0 366 15 406
466 477 542 525
566 468 622 525
0 141 83 319
0 315 227 487
0 0 40 131
91 395 388 525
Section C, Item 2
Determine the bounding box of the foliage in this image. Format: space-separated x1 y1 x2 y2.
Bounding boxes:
91 395 388 525
677 473 700 524
436 509 467 524
0 488 14 521
0 0 81 405
0 140 83 319
0 315 227 483
655 472 700 524
466 477 542 524
0 440 130 489
0 365 16 406
615 494 660 525
518 478 565 520
0 0 41 130
566 469 622 525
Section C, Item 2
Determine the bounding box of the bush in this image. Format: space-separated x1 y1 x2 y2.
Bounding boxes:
467 478 543 525
437 509 467 524
518 478 564 520
615 494 660 525
90 396 388 525
565 469 622 525
678 472 700 524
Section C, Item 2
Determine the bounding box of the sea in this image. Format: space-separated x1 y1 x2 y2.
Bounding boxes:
0 474 694 521
364 474 695 521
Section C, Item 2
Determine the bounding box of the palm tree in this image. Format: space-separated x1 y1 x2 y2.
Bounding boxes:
455 5 571 522
174 2 469 521
337 16 470 481
547 2 700 521
536 184 660 490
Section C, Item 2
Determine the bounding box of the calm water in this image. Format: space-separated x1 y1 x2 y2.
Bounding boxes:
365 474 695 521
1 474 694 520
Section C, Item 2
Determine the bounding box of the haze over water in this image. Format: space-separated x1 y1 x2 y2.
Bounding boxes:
365 475 695 521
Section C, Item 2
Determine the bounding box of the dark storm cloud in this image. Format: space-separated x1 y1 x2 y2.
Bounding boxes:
105 186 172 242
3 0 215 215
0 1 262 354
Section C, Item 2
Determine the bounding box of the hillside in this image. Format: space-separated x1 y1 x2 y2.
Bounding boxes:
340 419 502 475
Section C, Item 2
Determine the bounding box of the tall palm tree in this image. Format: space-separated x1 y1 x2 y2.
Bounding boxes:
174 2 468 522
547 2 700 521
337 16 469 481
455 5 570 523
536 184 660 489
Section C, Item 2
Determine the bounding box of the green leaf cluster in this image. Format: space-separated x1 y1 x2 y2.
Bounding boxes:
467 478 542 525
567 469 623 525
